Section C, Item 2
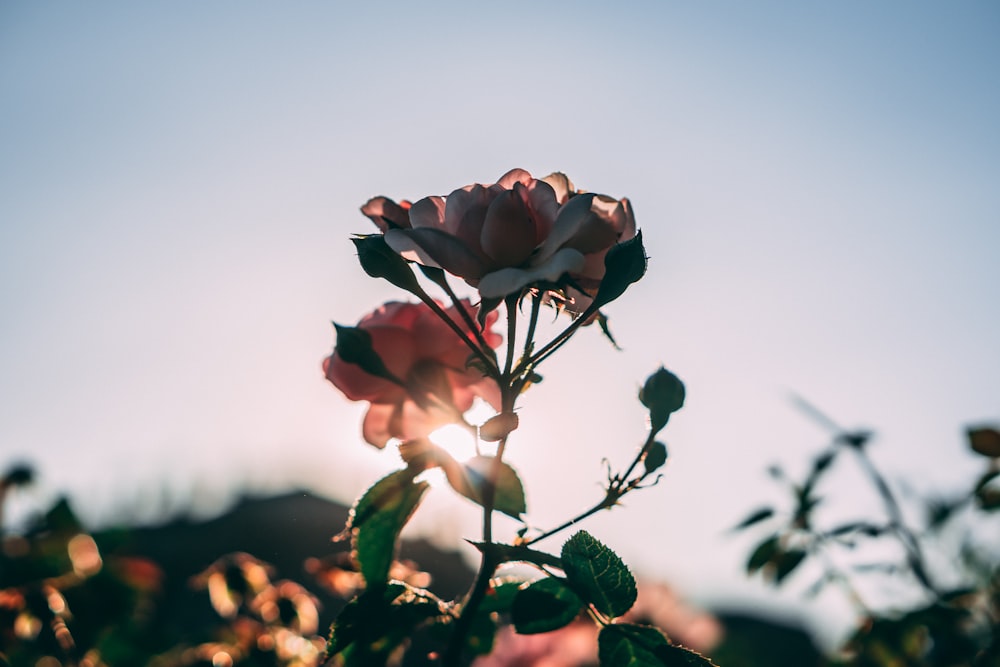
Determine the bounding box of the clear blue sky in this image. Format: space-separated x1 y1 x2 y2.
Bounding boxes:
2 1 998 644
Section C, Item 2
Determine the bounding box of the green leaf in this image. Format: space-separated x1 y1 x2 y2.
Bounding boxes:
968 426 1000 458
746 535 781 575
327 584 444 664
598 624 719 667
333 324 402 384
638 367 685 434
732 507 774 531
445 455 527 518
512 577 585 634
348 470 429 586
771 548 807 585
561 531 637 619
594 231 647 309
352 235 424 295
468 542 564 570
481 578 526 614
643 441 668 475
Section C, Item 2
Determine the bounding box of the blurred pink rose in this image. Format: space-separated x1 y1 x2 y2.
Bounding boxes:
324 300 502 448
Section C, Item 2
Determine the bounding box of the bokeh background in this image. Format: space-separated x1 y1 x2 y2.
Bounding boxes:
2 1 998 650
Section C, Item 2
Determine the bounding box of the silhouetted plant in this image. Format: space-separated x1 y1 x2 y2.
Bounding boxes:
735 402 1000 666
321 169 712 666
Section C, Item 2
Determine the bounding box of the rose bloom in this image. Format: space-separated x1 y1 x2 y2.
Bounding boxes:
373 169 636 310
323 300 501 448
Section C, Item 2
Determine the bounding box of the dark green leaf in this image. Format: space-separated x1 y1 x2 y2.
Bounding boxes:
826 522 885 538
327 584 404 657
446 455 526 518
771 548 807 585
643 441 668 475
468 542 563 570
598 624 719 667
746 535 781 575
732 507 774 531
352 235 424 295
347 470 429 586
976 485 1000 511
333 324 402 384
638 367 685 434
481 579 526 614
327 584 444 663
561 531 637 619
512 577 584 634
594 231 647 309
968 426 1000 458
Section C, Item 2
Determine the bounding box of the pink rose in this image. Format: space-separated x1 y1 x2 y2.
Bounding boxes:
360 196 412 233
478 191 637 312
376 169 637 312
323 301 502 448
382 168 562 286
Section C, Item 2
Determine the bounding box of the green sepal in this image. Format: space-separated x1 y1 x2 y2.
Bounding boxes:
511 577 584 634
593 231 647 309
561 531 637 619
333 323 402 384
352 235 424 295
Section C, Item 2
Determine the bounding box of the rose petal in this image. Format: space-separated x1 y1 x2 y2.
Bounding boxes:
361 196 411 232
495 168 534 189
480 188 537 267
541 172 575 204
445 184 495 252
408 196 447 229
385 227 487 281
477 248 586 298
361 403 398 448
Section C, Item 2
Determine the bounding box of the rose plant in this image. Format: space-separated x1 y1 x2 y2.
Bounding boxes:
323 169 713 667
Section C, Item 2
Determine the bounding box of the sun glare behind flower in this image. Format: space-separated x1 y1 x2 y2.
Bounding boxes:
428 424 477 462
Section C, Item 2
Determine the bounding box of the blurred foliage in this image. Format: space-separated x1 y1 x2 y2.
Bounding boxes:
735 415 1000 666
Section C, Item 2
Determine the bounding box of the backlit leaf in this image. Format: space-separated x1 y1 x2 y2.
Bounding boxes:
561 531 636 619
347 470 429 586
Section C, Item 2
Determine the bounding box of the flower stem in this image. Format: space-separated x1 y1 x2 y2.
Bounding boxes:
420 295 500 380
438 273 496 363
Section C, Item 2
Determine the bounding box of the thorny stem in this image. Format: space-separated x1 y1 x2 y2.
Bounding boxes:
521 293 541 363
419 294 500 380
442 299 521 667
513 301 599 380
524 431 658 547
438 274 496 363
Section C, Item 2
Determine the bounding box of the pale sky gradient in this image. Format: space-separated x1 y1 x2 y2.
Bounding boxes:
2 1 998 646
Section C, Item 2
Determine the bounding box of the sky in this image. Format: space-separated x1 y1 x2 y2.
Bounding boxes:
2 0 999 647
